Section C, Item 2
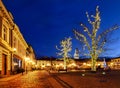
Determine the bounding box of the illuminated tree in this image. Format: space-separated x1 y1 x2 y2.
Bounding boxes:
73 6 119 71
56 37 72 69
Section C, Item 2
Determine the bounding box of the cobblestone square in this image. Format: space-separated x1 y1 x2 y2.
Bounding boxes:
0 70 120 88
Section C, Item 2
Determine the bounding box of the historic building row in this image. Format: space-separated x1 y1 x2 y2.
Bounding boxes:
0 1 36 75
36 57 120 70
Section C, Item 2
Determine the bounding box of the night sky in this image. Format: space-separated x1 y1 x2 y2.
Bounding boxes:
2 0 120 57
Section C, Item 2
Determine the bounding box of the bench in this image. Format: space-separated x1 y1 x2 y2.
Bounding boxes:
58 69 67 72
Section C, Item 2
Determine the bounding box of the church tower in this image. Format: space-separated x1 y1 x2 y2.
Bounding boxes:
74 48 79 59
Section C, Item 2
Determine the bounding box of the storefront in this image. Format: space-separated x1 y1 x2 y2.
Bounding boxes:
12 55 22 72
13 58 22 71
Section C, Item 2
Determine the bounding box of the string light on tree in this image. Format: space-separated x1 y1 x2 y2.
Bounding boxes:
73 6 119 72
56 37 72 70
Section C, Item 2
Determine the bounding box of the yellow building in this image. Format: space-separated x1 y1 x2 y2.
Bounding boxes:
12 24 28 73
0 0 36 76
0 0 14 75
36 58 111 71
110 57 120 69
26 45 36 71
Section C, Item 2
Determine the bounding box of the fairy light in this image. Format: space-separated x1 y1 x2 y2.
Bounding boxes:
56 37 72 70
73 6 119 71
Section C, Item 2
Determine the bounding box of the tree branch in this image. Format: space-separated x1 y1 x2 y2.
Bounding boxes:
73 29 91 51
80 23 91 38
97 25 120 42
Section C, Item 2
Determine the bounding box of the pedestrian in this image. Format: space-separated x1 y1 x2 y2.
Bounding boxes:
21 68 24 75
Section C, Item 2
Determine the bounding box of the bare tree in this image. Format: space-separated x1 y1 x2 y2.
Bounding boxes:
56 37 72 69
73 6 119 71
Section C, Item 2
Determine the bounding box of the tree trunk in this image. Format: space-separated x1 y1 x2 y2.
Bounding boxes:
63 57 67 69
91 32 97 72
91 56 96 71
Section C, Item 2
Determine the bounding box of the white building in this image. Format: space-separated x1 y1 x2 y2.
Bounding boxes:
74 48 79 59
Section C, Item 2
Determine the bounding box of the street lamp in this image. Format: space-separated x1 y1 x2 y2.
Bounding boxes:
13 48 17 52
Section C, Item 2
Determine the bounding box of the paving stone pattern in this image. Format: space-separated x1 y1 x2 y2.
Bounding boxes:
0 71 53 88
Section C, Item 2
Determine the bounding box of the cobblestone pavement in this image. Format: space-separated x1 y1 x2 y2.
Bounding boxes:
0 70 53 88
52 70 120 88
1 70 120 88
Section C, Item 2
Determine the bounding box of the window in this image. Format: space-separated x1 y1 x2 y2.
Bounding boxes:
13 36 17 48
2 26 7 41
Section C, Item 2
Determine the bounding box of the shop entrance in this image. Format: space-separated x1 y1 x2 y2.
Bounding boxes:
13 58 22 71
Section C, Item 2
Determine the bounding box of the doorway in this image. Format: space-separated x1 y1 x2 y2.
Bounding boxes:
2 54 7 75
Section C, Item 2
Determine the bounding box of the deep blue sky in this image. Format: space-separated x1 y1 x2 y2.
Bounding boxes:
3 0 120 57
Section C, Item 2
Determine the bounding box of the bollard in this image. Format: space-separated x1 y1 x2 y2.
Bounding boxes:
102 72 106 75
82 73 85 76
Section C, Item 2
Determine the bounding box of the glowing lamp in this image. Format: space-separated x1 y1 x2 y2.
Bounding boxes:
13 48 17 52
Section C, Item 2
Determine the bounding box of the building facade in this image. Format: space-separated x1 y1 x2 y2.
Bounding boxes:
0 0 14 75
0 0 36 75
11 24 28 73
36 58 110 70
26 45 36 71
110 57 120 69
